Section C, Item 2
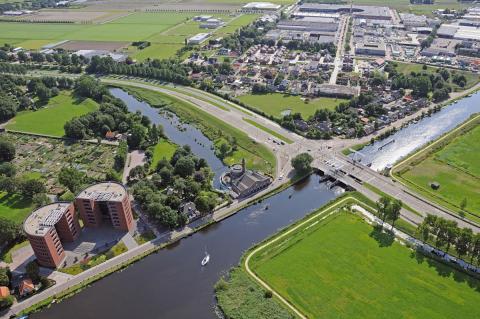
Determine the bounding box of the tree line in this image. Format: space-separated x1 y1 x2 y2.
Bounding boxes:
417 215 480 264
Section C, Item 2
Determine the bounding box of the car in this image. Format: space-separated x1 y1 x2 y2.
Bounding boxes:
279 174 284 180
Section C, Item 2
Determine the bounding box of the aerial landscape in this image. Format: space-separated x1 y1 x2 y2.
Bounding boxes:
0 0 479 318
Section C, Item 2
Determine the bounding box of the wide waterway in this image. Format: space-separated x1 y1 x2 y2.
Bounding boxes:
352 91 480 171
109 87 227 189
32 175 342 319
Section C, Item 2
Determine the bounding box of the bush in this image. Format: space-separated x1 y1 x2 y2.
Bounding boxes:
264 290 273 298
0 295 13 311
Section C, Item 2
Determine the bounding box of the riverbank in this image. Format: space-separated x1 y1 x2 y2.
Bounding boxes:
342 80 480 155
111 84 277 176
391 114 480 223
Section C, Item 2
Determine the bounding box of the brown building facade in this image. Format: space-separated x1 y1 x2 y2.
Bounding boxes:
75 182 134 232
24 202 80 268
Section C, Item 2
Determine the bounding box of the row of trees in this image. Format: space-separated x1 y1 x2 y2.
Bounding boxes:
132 145 219 229
86 56 191 86
417 215 480 263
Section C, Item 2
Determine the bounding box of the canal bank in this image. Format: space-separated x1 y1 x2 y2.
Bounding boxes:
26 174 341 319
351 90 480 171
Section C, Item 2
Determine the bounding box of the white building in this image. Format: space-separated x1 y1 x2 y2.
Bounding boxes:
187 33 210 45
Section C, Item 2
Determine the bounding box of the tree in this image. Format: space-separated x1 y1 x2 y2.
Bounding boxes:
32 193 51 208
26 260 40 284
64 118 86 139
127 124 147 149
58 167 86 193
444 220 458 252
470 233 480 264
159 167 173 186
0 140 15 162
18 179 46 199
174 157 195 178
455 228 473 258
0 162 15 177
389 199 402 229
376 196 391 225
218 142 230 159
0 94 17 121
0 267 10 287
291 153 313 175
0 217 23 247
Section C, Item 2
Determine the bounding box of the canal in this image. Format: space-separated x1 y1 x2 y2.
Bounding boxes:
32 175 342 319
352 91 480 171
109 87 227 189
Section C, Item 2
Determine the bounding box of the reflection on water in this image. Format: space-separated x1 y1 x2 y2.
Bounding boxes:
109 88 227 188
355 92 480 171
31 174 339 319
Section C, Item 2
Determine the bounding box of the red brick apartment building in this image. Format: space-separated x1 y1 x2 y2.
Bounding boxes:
24 182 133 268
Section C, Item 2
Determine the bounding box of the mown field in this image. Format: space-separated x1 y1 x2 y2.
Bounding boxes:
149 139 177 171
0 192 33 223
238 93 346 119
397 124 480 219
394 62 480 90
251 211 480 319
119 85 276 175
6 92 98 137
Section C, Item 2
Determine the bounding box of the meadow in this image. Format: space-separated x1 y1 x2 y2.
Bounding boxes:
397 124 480 219
6 92 98 137
250 211 480 318
238 93 346 119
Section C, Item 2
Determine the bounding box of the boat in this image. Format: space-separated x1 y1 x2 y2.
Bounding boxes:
201 251 210 266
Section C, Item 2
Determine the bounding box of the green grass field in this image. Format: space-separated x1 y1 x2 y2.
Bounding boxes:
149 139 177 171
6 92 98 137
398 124 480 219
238 93 346 119
0 192 33 223
394 62 480 90
119 85 276 175
0 12 258 59
251 211 480 318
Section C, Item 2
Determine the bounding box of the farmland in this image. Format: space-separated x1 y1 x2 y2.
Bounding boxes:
249 209 480 319
238 93 346 119
0 11 260 60
394 121 480 221
6 92 98 137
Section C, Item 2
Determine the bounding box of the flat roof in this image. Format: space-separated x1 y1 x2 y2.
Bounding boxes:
24 202 72 237
243 2 281 10
76 182 127 202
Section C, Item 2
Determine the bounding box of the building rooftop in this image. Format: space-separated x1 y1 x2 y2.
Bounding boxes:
243 2 281 10
76 182 127 202
24 202 72 236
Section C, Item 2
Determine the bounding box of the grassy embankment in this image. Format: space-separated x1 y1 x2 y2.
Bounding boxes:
217 193 480 319
6 92 98 137
392 115 480 223
242 118 293 144
238 92 346 119
117 85 277 175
